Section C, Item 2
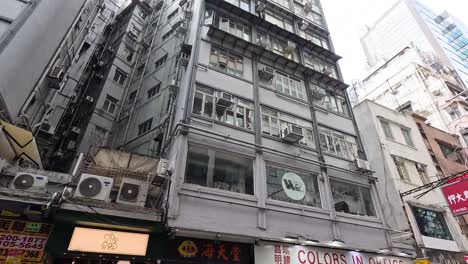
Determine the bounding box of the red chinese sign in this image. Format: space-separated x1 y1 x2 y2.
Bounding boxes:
442 180 468 216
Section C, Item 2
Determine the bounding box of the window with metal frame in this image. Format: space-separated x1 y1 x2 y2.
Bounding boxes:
209 47 244 77
224 0 250 11
138 118 152 136
412 207 453 240
304 52 337 78
256 32 298 61
298 29 329 50
218 16 251 41
312 87 349 116
102 95 118 114
318 128 357 159
264 12 293 32
148 83 161 99
330 180 376 217
393 156 410 182
261 107 315 148
155 54 168 69
275 72 306 100
380 120 394 139
401 127 414 147
113 68 128 85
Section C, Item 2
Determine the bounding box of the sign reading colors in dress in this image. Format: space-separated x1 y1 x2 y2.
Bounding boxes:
282 172 306 201
0 217 52 263
255 243 412 264
169 237 252 264
442 180 468 216
67 227 149 256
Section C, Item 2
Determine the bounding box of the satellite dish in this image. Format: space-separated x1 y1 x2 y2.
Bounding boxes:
13 174 35 189
78 177 103 197
119 183 140 201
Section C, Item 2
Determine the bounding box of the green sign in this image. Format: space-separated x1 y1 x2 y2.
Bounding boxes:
25 223 41 233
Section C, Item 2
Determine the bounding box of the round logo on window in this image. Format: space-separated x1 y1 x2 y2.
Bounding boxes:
281 172 306 201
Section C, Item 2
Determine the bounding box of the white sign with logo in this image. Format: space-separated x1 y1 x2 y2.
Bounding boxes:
255 243 412 264
282 172 306 201
67 227 149 256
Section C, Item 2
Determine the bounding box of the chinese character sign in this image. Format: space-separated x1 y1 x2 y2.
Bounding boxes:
169 238 252 264
442 181 468 216
0 217 52 263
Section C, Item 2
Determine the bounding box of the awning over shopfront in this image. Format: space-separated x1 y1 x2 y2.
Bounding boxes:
0 120 42 169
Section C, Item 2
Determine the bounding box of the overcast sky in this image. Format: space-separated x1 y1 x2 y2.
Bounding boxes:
320 0 468 83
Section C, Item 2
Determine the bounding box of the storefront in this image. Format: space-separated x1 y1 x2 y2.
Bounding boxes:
255 242 413 264
423 248 465 264
165 237 253 264
45 210 166 264
0 216 53 263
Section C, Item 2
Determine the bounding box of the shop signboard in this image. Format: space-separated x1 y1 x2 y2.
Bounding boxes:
464 255 468 264
255 242 413 264
442 179 468 216
167 237 253 264
414 259 430 264
67 227 149 256
0 217 52 263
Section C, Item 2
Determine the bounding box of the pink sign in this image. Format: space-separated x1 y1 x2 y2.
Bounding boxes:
464 255 468 264
442 180 468 216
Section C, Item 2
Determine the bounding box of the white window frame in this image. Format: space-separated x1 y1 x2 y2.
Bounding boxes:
275 72 305 100
219 16 251 41
102 94 118 114
319 128 357 159
209 47 244 77
113 68 128 86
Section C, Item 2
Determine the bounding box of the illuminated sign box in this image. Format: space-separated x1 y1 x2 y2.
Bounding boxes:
67 227 149 256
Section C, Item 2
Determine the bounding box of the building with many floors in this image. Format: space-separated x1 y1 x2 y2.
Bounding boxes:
355 100 468 264
360 0 468 88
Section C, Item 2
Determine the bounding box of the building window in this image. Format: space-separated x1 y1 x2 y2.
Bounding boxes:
264 12 293 31
138 10 147 20
219 16 251 41
138 118 152 135
313 87 349 116
162 29 175 40
275 72 305 100
412 207 453 240
304 53 337 78
192 86 254 130
446 105 462 120
167 8 178 21
113 68 128 86
155 54 168 69
380 120 394 139
257 32 298 61
124 45 134 62
102 95 118 114
318 128 357 159
438 142 464 164
185 145 254 194
393 156 410 182
416 163 430 184
299 29 329 50
266 166 321 207
92 126 108 146
262 108 315 148
401 128 414 146
224 0 250 11
209 47 243 77
331 180 376 217
293 1 324 27
128 91 137 102
148 83 160 99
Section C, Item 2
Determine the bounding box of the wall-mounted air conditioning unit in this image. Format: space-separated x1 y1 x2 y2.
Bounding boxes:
355 158 372 172
179 52 190 67
47 66 65 89
303 1 313 13
284 41 296 54
322 67 334 76
259 66 275 81
11 172 48 191
281 124 304 143
74 174 113 201
300 20 310 30
255 1 266 13
217 93 233 108
71 126 81 134
311 86 327 100
85 96 94 103
157 158 169 175
116 178 149 207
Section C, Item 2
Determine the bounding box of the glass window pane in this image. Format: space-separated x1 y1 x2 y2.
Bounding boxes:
331 180 376 217
412 207 453 240
204 95 213 117
193 92 203 115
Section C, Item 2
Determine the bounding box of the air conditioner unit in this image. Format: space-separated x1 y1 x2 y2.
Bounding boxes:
284 41 296 54
255 1 266 13
300 20 310 30
281 124 304 143
415 163 426 172
11 172 49 191
257 40 269 51
303 0 313 13
157 158 169 175
85 96 94 103
259 66 275 81
116 178 149 207
322 67 334 76
47 66 65 89
432 90 442 96
355 158 372 172
216 93 233 108
74 174 113 201
311 86 327 100
71 126 81 134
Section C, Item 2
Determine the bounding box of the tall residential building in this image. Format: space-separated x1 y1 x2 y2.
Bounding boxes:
40 0 416 260
361 0 468 88
355 100 468 264
0 0 118 124
357 46 468 147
